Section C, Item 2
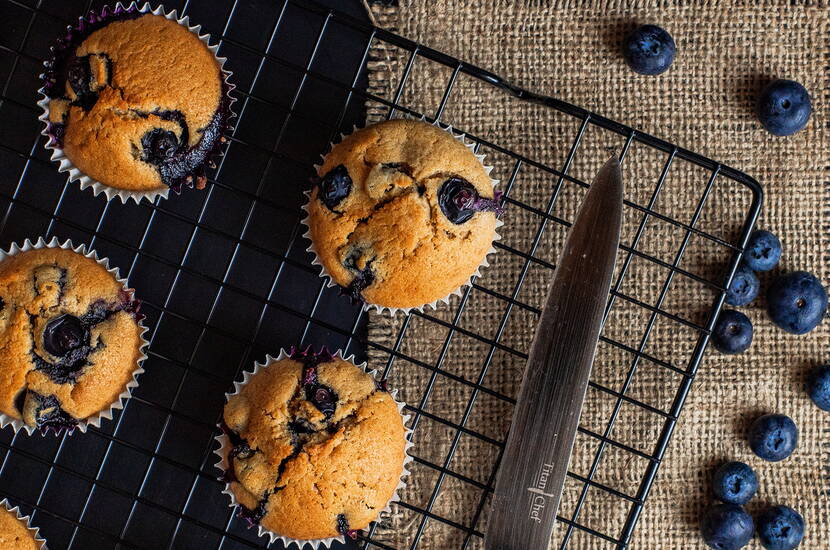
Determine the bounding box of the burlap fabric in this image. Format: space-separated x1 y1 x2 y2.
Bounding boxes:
362 2 829 548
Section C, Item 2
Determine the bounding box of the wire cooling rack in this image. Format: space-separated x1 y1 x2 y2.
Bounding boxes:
0 0 762 549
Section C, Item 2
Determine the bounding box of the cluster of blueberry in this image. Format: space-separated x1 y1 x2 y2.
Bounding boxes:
701 414 803 549
701 412 803 550
622 23 822 550
710 229 827 354
710 227 830 411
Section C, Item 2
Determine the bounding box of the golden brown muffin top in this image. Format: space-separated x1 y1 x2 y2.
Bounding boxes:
306 119 501 310
223 353 407 540
0 246 143 432
47 13 224 192
0 506 40 550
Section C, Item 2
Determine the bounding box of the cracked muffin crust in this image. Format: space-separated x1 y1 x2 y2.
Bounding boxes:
222 350 407 541
0 246 143 433
306 119 502 310
0 505 40 550
42 7 230 194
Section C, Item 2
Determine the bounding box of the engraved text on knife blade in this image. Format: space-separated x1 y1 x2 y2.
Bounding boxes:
526 440 558 524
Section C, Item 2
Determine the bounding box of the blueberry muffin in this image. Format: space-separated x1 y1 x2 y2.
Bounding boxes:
0 503 42 549
0 245 144 433
305 119 502 310
222 350 407 541
42 6 232 194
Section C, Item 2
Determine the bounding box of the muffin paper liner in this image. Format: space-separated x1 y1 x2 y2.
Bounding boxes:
36 2 236 204
0 237 148 436
1 498 48 549
214 348 414 549
301 116 503 316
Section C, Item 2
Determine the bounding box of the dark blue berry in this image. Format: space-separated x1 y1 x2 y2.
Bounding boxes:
141 128 180 165
806 365 830 411
766 271 827 335
43 314 88 357
66 55 92 97
712 462 758 505
341 246 375 302
302 368 338 418
725 265 760 307
757 505 804 550
438 177 502 224
238 498 267 528
318 164 352 211
700 503 754 550
757 80 812 137
307 384 337 418
712 310 753 354
748 414 797 462
31 392 77 433
337 513 357 539
744 230 782 272
230 438 255 459
622 25 676 75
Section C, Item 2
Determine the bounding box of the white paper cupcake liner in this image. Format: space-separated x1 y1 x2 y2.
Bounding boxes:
214 348 414 549
0 237 148 436
0 498 47 549
301 116 503 316
36 2 236 204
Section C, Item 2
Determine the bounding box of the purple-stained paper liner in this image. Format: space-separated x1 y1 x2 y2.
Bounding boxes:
214 347 414 549
36 2 236 203
0 237 148 436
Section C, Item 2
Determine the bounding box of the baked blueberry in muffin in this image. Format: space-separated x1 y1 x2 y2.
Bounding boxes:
0 244 144 433
305 119 502 311
41 5 232 195
221 348 408 541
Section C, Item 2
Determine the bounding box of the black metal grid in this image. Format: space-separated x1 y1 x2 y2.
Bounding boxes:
0 0 762 548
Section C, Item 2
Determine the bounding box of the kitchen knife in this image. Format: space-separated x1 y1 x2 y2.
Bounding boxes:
485 156 623 550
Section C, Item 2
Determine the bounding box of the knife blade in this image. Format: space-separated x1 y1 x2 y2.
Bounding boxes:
485 156 623 550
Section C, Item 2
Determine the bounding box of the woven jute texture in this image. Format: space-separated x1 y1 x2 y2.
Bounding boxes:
361 2 829 548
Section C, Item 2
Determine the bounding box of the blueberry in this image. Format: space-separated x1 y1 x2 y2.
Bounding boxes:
337 513 358 539
29 392 77 433
438 177 502 224
43 314 88 357
622 25 676 75
66 57 90 95
757 80 812 137
341 245 376 302
305 383 337 418
725 265 760 307
700 503 754 550
757 505 805 550
766 271 827 335
141 128 180 165
230 442 255 459
744 230 782 272
65 55 100 111
66 55 91 97
712 310 753 354
238 498 267 528
806 365 830 411
318 164 352 211
712 462 758 505
748 413 798 462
